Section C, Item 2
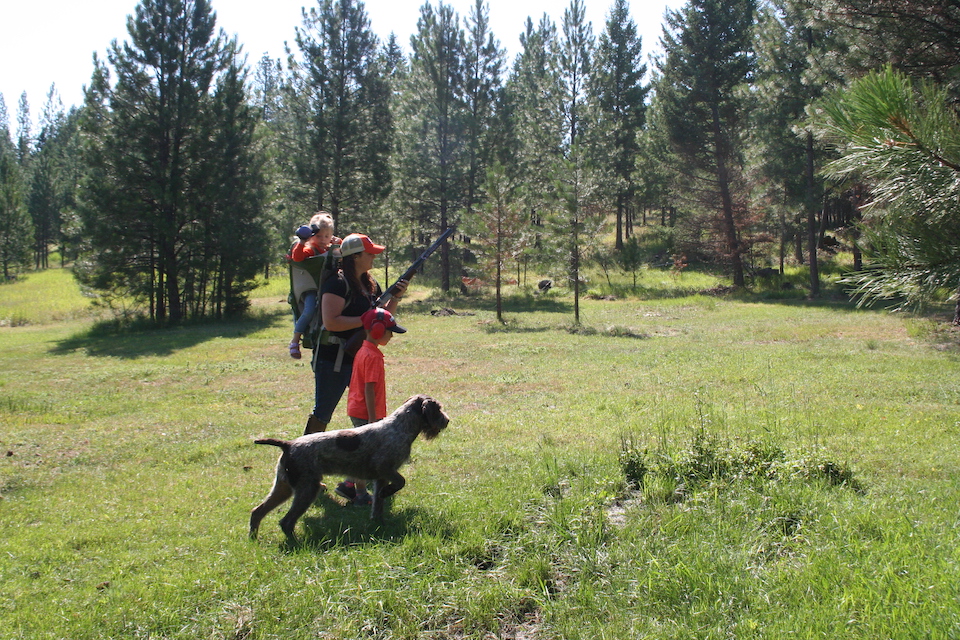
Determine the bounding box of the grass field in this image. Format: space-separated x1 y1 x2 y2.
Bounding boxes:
1 265 959 639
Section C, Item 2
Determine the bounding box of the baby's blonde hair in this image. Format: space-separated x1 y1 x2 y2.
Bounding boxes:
309 211 335 232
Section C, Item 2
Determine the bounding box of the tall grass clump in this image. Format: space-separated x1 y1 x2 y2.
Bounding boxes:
619 425 864 505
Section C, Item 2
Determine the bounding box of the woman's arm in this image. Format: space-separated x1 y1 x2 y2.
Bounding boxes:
320 293 363 332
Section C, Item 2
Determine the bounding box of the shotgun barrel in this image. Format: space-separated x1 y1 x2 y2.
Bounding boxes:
376 227 456 307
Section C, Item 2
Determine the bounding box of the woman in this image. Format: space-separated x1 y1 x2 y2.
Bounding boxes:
305 233 407 435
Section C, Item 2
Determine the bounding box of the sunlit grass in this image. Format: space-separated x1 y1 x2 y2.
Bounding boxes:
0 267 99 326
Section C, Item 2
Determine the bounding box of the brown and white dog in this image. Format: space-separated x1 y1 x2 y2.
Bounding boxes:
249 395 449 541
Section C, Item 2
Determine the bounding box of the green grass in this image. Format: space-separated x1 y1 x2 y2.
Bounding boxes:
0 268 100 326
1 266 959 639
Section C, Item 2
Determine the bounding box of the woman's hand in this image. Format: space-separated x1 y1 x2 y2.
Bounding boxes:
385 279 409 312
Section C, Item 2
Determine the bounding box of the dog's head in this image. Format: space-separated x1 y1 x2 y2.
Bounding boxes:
407 394 449 440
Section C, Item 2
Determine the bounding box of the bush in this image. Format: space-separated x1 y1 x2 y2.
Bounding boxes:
618 430 863 499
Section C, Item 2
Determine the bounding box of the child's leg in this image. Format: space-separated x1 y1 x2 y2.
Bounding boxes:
289 291 318 359
293 291 318 335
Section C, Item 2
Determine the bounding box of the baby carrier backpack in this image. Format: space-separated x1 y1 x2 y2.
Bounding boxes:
288 243 342 351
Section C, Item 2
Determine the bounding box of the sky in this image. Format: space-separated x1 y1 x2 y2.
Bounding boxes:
1 0 682 130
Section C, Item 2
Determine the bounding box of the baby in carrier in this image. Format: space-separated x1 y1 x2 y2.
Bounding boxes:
288 212 340 359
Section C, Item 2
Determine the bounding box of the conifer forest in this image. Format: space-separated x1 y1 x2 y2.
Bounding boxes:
1 0 959 323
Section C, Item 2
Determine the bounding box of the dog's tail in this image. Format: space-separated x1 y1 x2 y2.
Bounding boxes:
255 438 300 485
255 438 291 451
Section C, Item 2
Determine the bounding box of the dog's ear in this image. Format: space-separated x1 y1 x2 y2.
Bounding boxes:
415 395 434 417
420 396 449 439
412 394 434 415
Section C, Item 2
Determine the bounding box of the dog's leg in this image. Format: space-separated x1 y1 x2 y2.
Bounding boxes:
370 472 405 521
278 481 321 542
370 480 384 522
379 472 406 500
249 479 293 539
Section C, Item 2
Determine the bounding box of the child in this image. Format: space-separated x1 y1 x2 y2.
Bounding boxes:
288 212 338 359
335 307 407 505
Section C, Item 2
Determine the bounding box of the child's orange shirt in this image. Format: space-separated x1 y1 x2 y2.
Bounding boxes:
347 340 387 421
290 241 327 262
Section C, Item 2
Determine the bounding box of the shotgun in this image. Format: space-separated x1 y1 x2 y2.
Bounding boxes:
376 226 456 307
342 227 456 358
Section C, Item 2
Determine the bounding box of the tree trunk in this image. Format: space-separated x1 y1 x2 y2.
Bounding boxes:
161 235 181 323
615 195 624 251
496 214 503 323
779 195 786 274
954 282 960 325
712 106 744 287
806 131 820 296
794 215 803 263
440 227 450 292
572 220 580 325
852 230 863 271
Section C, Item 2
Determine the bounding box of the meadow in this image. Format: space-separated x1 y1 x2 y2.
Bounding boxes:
1 263 959 639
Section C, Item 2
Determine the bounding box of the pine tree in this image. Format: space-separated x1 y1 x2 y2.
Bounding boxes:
395 1 468 291
80 0 223 322
471 161 526 322
553 147 591 324
204 48 271 317
0 116 33 282
28 86 70 270
288 0 393 227
557 0 595 324
252 53 298 273
53 108 83 268
506 15 564 231
814 67 960 323
655 0 756 287
78 0 266 321
558 0 593 151
462 0 506 217
15 93 31 165
748 0 818 281
590 0 647 250
374 32 410 281
818 0 960 98
253 54 284 124
634 101 678 232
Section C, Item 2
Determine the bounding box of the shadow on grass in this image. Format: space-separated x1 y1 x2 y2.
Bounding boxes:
599 282 718 300
403 291 572 317
49 308 284 359
480 323 553 335
736 286 957 320
278 495 457 552
596 272 924 317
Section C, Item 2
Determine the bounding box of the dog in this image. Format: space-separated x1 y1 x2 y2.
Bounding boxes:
249 395 449 541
